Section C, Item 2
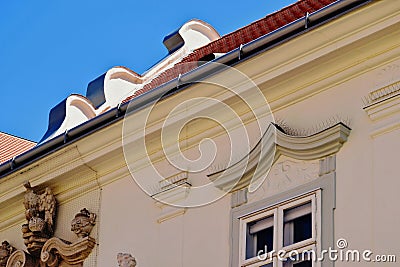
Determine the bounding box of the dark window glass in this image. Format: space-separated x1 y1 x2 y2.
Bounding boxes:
283 259 312 267
255 227 274 254
246 215 274 259
284 202 312 246
293 214 312 243
294 260 312 267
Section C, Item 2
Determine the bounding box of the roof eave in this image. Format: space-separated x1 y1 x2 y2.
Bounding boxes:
0 0 372 178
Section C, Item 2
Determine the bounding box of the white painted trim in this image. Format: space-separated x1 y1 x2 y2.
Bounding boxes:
364 93 400 122
240 208 277 266
279 194 315 251
238 191 321 267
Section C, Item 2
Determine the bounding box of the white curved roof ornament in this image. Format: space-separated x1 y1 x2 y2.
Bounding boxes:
39 95 96 143
39 19 220 143
143 19 220 78
163 19 220 53
100 19 220 112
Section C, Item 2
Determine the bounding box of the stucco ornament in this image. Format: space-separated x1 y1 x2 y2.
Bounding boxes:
6 182 97 267
0 241 15 267
117 253 137 267
71 208 96 238
40 208 97 267
22 181 56 256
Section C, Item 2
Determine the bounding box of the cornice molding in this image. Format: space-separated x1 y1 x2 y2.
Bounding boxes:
207 123 350 192
275 123 351 160
246 2 400 112
363 77 400 137
364 90 400 122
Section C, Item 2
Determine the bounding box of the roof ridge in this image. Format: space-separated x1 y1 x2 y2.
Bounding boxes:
210 0 306 41
122 0 336 104
0 131 37 144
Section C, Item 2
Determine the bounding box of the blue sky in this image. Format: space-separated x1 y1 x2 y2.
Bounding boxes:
0 0 294 142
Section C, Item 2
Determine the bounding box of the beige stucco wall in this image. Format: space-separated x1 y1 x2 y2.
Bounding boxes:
270 57 400 266
96 175 231 266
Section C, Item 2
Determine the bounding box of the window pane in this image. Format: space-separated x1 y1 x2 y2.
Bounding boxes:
283 259 312 267
294 260 312 267
293 214 311 243
283 202 312 246
256 227 273 253
246 215 274 259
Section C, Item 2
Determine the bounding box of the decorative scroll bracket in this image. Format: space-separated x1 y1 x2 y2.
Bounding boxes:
40 236 96 267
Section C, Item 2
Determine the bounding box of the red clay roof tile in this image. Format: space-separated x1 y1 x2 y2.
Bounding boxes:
0 132 36 164
123 0 336 104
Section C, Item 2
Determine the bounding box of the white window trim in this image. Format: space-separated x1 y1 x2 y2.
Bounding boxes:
240 208 277 266
278 194 315 252
238 190 321 267
277 244 317 267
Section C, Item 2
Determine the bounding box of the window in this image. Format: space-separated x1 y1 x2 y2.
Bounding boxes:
242 210 276 260
283 202 312 246
238 191 320 267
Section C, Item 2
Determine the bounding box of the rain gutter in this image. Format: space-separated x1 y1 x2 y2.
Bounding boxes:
0 0 372 178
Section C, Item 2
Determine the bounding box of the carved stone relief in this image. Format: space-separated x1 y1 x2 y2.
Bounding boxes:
117 253 137 267
22 181 57 256
5 182 97 267
5 249 36 267
0 241 15 267
247 157 319 204
71 208 96 238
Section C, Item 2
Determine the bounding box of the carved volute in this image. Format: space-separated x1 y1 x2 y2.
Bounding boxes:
40 208 97 267
0 241 15 267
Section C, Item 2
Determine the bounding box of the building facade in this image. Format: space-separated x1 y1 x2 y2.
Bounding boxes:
0 0 399 266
